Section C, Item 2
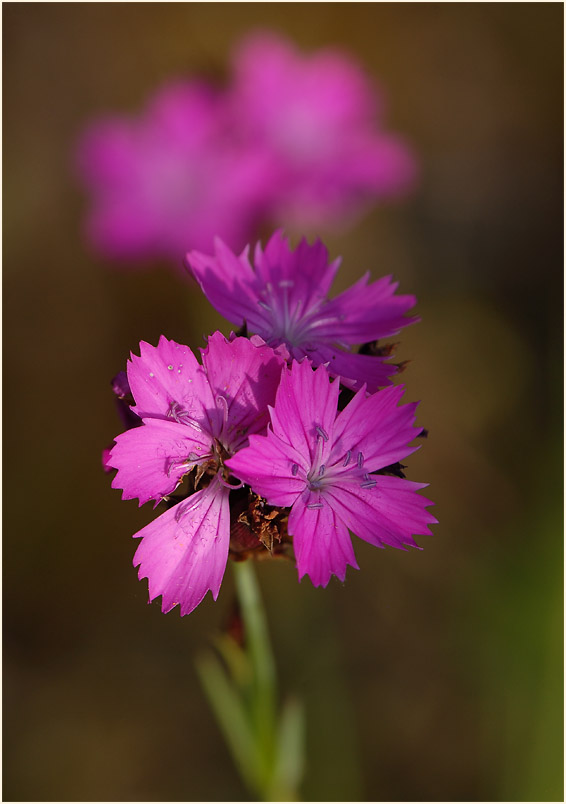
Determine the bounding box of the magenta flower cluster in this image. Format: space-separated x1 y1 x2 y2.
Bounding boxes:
77 31 417 265
108 234 436 616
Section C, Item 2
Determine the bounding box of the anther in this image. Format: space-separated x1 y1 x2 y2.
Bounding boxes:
357 451 364 468
360 474 377 489
343 451 351 467
307 502 324 510
316 426 329 441
318 465 325 477
291 463 299 476
168 402 202 431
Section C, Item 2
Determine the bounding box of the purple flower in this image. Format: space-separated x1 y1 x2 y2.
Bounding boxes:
231 31 418 229
76 81 270 265
108 332 285 615
186 231 418 393
226 360 436 588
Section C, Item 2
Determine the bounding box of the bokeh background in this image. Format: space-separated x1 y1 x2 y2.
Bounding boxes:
3 3 563 801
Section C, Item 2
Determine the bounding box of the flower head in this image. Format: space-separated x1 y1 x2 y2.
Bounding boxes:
231 31 417 228
108 332 285 615
76 81 270 265
226 359 436 587
186 231 418 392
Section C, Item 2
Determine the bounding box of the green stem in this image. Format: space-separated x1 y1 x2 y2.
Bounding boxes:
197 560 305 801
232 560 277 784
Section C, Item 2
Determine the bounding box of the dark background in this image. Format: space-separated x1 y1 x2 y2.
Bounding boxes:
3 3 563 801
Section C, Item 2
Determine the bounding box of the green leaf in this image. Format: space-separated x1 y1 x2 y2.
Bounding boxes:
270 695 306 801
195 651 259 794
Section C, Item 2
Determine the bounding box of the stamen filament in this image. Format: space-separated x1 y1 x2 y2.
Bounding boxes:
167 459 191 478
218 474 245 490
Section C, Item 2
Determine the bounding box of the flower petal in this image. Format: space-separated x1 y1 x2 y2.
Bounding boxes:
200 332 285 449
127 336 214 422
314 344 395 393
329 384 422 473
288 491 359 587
254 231 341 315
319 273 418 343
133 478 230 616
186 238 263 328
269 360 339 465
109 418 212 505
226 431 307 507
326 476 436 551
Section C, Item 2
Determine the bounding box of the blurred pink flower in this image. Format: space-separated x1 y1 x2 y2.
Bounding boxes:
76 32 418 268
76 81 270 266
231 31 418 228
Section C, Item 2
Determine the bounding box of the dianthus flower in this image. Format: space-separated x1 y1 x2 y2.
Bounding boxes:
107 332 285 615
186 231 418 392
231 31 417 228
226 360 436 587
76 81 270 264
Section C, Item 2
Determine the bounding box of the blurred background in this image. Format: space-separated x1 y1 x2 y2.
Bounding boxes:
3 3 563 801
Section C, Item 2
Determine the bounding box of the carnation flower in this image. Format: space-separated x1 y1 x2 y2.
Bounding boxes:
231 31 417 228
186 231 418 392
108 332 285 615
226 359 436 587
76 81 270 264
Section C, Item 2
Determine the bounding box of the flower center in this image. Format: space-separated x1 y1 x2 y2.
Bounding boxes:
257 279 313 347
166 399 243 490
290 435 379 508
303 426 329 494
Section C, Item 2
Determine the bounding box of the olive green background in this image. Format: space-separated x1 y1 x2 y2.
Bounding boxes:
3 3 563 801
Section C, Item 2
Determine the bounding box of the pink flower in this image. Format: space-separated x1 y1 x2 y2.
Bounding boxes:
226 360 436 587
231 31 418 228
76 81 270 265
108 332 285 615
186 231 418 393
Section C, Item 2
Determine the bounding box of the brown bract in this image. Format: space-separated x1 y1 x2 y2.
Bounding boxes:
228 489 293 562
